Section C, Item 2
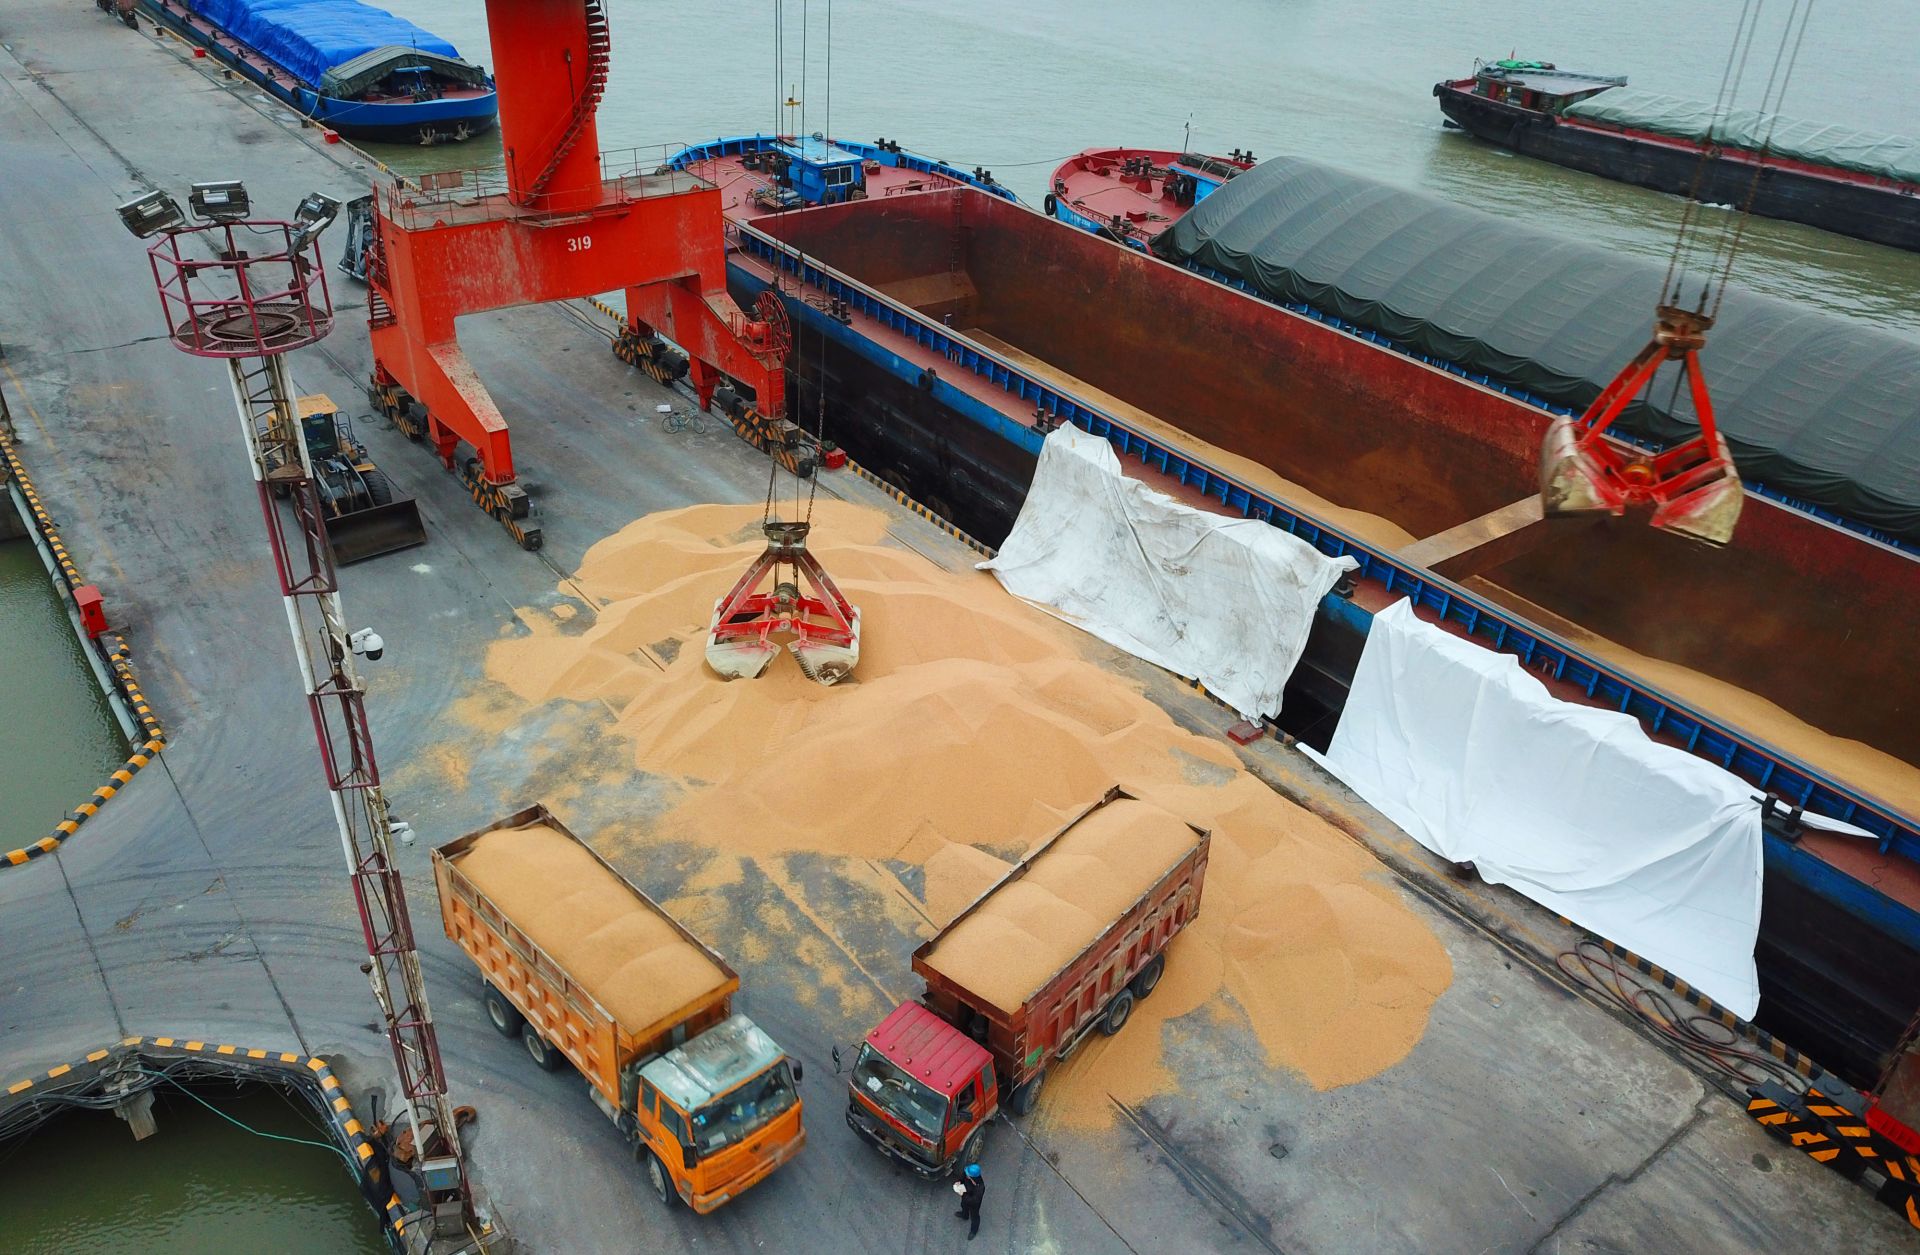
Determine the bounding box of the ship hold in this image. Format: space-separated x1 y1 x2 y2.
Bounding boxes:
665 147 1920 1088
1434 59 1920 253
141 0 498 144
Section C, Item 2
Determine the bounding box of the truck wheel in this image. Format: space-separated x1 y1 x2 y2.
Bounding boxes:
483 984 523 1037
521 1025 563 1072
1007 1070 1045 1117
957 1126 986 1172
1130 955 1166 1001
645 1150 678 1209
1101 989 1136 1036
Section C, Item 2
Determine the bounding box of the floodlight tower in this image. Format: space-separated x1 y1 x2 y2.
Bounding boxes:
120 183 477 1243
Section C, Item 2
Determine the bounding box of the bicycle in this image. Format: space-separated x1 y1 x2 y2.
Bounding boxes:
659 405 707 436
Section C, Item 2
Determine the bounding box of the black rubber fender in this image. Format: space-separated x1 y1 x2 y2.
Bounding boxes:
1043 192 1058 217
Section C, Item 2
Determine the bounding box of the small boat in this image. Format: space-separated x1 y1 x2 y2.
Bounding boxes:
1434 59 1920 253
1043 146 1254 249
141 0 497 145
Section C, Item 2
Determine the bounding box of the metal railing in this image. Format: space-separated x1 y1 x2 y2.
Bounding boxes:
145 222 333 359
381 144 715 228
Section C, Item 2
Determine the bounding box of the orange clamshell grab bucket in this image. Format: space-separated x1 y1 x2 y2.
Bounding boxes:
1539 305 1744 548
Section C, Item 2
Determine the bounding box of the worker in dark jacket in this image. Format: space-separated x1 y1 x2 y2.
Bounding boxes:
954 1161 985 1239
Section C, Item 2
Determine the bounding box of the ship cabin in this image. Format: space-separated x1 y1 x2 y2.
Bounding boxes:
764 138 869 207
1165 150 1253 208
1469 61 1626 115
321 45 490 105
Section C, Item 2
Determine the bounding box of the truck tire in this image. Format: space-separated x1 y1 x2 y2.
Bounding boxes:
1007 1069 1045 1117
644 1150 678 1209
521 1025 563 1072
1130 954 1166 1001
482 983 524 1037
957 1126 986 1172
1101 989 1135 1036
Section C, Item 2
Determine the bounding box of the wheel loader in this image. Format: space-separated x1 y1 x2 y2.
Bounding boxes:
278 395 428 564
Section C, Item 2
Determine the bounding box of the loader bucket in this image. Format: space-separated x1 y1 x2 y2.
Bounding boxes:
1538 417 1617 518
327 499 428 565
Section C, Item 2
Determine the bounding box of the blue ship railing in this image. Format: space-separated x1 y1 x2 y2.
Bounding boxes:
734 220 1920 868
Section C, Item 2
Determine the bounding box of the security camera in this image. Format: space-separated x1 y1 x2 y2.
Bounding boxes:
350 627 385 661
391 820 416 847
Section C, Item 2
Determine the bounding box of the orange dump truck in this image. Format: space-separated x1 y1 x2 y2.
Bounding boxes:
433 805 805 1212
847 787 1209 1174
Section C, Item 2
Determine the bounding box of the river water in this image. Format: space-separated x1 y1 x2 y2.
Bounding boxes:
0 537 126 852
367 0 1920 336
0 1085 388 1253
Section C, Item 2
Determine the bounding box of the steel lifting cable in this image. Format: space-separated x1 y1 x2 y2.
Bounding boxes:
1709 0 1815 320
1557 939 1807 1093
1662 0 1764 310
806 0 833 529
1700 0 1799 302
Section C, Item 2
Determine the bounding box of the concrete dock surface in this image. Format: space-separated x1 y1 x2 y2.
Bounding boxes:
0 4 1912 1251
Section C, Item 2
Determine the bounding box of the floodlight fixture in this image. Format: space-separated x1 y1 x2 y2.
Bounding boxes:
289 191 342 251
117 189 185 239
295 191 342 229
189 179 252 223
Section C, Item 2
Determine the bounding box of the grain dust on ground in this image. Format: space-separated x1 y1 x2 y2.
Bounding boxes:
476 499 1453 1123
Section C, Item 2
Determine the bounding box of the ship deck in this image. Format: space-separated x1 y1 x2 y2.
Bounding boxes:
1049 147 1187 240
677 151 965 226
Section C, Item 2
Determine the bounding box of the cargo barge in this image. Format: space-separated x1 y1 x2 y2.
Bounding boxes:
140 0 497 143
1434 61 1920 253
658 137 1920 1086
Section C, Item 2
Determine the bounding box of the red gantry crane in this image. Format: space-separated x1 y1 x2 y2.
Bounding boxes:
364 0 790 552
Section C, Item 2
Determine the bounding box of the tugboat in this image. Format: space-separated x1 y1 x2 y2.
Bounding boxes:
1043 146 1254 249
141 0 497 144
1434 59 1920 253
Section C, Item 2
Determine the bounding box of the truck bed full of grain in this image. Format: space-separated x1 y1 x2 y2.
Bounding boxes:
921 797 1202 1014
454 821 729 1033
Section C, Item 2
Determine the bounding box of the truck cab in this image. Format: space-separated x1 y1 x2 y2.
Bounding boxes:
627 1014 806 1214
845 1000 995 1176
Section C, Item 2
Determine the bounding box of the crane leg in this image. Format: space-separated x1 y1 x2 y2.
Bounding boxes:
369 324 541 550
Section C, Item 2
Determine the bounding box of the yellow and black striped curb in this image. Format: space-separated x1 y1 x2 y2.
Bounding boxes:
2 433 169 871
1747 1084 1920 1229
1591 936 1822 1080
2 1035 413 1239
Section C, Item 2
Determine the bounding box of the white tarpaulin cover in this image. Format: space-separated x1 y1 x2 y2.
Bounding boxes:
1307 599 1763 1016
980 427 1357 721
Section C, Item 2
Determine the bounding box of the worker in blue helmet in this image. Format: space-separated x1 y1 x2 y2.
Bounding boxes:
953 1159 986 1240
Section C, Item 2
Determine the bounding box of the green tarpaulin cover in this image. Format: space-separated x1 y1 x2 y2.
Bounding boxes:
1151 155 1920 544
1564 88 1920 187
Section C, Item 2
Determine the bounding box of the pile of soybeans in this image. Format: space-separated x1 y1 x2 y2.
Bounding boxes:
479 500 1453 1123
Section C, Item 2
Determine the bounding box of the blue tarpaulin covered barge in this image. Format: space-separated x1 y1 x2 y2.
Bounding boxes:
141 0 497 143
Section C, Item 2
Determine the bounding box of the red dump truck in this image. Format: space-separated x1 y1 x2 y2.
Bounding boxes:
847 786 1209 1174
434 805 806 1212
